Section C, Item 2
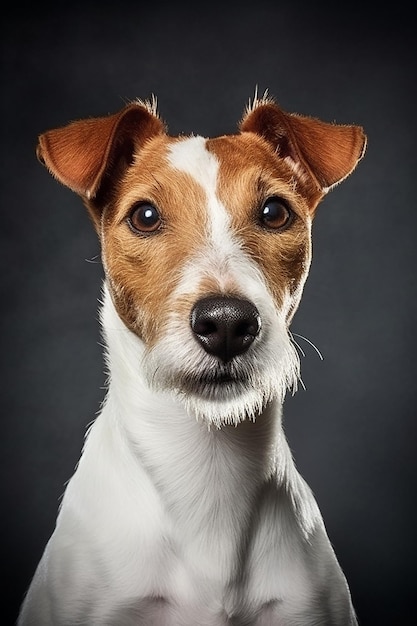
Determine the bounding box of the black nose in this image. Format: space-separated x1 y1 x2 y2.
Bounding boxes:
190 296 261 363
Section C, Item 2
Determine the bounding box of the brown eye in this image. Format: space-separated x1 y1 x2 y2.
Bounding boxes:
260 197 292 230
128 203 161 233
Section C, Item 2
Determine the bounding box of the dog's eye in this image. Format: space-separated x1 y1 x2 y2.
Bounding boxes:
260 197 292 230
128 203 162 234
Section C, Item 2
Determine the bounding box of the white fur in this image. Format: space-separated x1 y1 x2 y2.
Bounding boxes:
19 138 357 625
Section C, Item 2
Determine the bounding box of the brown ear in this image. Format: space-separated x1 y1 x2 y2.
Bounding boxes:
37 100 165 202
240 99 366 200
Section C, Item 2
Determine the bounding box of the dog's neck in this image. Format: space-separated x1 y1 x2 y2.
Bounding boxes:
96 285 301 574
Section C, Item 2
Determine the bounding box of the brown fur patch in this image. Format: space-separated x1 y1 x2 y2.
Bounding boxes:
101 136 209 344
207 134 312 313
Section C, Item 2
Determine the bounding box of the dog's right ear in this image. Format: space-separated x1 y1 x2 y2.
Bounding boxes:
240 97 366 210
37 101 165 229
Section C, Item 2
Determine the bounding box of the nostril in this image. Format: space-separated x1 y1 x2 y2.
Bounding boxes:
236 319 258 338
192 318 218 337
190 296 261 362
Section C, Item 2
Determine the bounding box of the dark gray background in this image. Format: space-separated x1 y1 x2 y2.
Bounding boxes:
2 2 416 624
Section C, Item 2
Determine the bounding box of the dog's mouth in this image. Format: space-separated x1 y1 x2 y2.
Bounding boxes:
202 370 235 384
178 365 250 401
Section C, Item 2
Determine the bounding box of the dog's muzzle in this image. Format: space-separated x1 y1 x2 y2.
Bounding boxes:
190 296 261 363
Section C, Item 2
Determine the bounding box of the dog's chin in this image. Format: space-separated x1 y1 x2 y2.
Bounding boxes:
174 373 271 428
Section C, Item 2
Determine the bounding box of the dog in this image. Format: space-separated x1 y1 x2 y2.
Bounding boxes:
19 94 366 625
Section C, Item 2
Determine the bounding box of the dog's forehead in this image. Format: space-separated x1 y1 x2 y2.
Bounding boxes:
165 132 299 212
116 132 295 227
167 135 219 186
167 132 282 183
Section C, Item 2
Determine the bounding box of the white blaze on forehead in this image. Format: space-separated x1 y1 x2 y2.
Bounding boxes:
167 136 298 330
168 136 217 189
167 136 271 307
167 136 232 246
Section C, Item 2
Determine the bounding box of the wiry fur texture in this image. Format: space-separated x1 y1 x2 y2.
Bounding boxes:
19 96 366 625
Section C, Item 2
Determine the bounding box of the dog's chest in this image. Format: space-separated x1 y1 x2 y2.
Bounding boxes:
98 495 310 625
130 410 274 576
68 410 307 622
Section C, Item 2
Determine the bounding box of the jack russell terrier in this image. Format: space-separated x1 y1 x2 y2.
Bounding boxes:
19 94 366 625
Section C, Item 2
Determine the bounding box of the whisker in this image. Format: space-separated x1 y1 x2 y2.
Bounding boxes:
291 332 324 361
290 334 306 358
85 255 100 264
298 376 306 392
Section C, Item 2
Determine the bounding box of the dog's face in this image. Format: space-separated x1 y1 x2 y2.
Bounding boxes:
37 97 366 426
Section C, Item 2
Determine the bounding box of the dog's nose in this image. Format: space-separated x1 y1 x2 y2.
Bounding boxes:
190 296 261 363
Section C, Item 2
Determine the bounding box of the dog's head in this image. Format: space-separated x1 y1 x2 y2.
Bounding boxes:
37 96 366 426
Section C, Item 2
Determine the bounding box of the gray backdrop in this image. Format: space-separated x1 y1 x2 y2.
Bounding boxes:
2 2 415 624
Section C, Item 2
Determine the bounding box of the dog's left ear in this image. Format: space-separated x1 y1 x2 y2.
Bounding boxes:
240 99 366 208
36 101 165 229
